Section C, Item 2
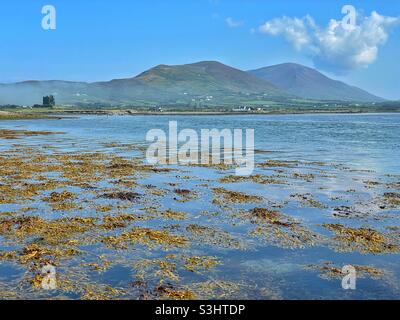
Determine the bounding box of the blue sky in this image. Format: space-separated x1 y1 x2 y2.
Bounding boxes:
0 0 399 99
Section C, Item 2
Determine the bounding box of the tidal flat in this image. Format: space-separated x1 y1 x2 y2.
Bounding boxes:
0 114 399 299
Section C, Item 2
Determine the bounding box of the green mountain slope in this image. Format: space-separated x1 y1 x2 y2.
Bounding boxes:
0 61 384 106
90 61 286 104
0 61 286 106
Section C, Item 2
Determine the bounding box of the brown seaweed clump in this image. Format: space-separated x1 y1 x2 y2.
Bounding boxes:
101 213 147 230
81 255 111 273
174 189 191 196
182 256 220 273
42 191 79 211
134 256 180 282
0 129 64 140
323 224 400 254
133 282 197 300
186 224 244 249
290 193 326 209
0 215 95 246
102 227 188 249
258 159 299 168
160 209 187 220
80 284 125 300
248 208 321 249
219 174 284 185
384 192 400 206
159 286 197 300
19 243 80 265
101 191 141 202
306 261 385 280
212 188 262 205
173 189 197 202
45 191 76 202
249 208 293 227
0 243 80 271
132 254 220 299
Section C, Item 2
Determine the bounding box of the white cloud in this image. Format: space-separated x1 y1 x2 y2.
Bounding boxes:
259 11 400 74
226 17 244 28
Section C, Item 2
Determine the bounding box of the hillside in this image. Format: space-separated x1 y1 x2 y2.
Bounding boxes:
0 61 385 107
0 61 286 106
248 63 384 102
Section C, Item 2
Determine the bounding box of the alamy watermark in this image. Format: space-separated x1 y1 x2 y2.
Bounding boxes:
146 121 255 176
341 265 356 290
341 5 357 29
41 5 56 30
41 264 57 290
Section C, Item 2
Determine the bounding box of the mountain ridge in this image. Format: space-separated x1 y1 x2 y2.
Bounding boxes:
248 63 384 102
0 61 384 106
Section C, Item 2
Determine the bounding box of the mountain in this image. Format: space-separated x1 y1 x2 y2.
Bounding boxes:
0 61 286 106
134 61 280 94
0 61 384 106
86 61 288 105
248 63 384 102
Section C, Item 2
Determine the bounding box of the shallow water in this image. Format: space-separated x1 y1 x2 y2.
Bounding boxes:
0 113 399 299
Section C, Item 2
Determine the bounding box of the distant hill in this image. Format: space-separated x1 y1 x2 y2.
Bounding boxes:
248 63 384 102
0 61 384 106
0 61 286 106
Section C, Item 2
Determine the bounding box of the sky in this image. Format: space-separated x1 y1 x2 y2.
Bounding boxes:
0 0 399 99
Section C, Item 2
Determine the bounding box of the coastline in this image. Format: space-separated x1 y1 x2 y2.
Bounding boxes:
0 111 58 120
1 108 400 120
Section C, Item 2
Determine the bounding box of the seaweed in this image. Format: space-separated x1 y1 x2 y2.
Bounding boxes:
101 191 141 202
248 208 294 227
135 282 196 300
306 261 385 280
323 224 400 254
384 192 400 206
247 208 321 249
0 129 64 140
1 127 400 300
102 227 188 249
258 160 299 168
186 224 244 249
219 174 285 185
173 188 197 202
160 209 187 220
182 256 220 273
212 187 262 204
290 193 326 209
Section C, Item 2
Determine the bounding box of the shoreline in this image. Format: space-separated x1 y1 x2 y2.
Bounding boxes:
43 109 400 116
0 111 57 120
1 109 400 120
51 111 400 119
